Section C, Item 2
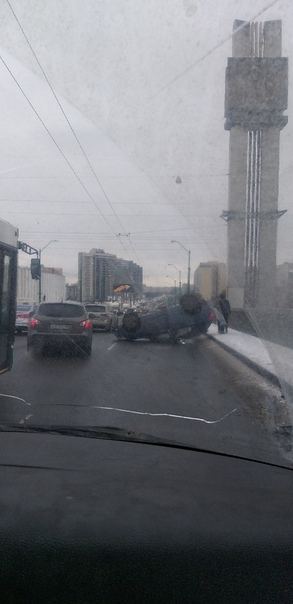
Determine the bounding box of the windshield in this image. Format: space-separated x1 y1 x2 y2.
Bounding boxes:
17 305 32 311
38 303 84 318
85 305 106 313
0 0 292 468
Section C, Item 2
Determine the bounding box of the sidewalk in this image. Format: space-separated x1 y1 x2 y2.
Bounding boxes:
207 323 293 391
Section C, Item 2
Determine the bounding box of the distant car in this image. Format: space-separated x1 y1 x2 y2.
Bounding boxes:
85 304 118 332
15 304 37 334
27 302 92 355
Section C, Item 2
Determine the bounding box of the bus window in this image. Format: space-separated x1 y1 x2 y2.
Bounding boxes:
0 254 11 372
0 220 18 373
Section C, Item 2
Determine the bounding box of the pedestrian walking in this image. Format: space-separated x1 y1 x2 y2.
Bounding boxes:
217 292 231 333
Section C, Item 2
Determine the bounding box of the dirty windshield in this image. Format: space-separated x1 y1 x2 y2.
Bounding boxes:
0 0 292 467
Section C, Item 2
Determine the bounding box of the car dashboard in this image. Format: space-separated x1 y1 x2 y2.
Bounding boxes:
0 430 292 603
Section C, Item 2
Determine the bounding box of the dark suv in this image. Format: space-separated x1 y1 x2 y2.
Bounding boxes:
27 302 92 356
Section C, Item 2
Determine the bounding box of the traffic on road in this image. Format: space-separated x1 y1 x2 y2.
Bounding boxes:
1 2 293 601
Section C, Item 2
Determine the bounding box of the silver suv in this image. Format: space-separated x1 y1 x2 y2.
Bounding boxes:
15 304 37 334
85 304 118 331
27 302 92 356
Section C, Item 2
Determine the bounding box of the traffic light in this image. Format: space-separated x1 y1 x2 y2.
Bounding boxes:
31 258 41 280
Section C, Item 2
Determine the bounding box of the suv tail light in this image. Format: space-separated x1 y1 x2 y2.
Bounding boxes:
79 320 91 328
30 318 41 327
208 312 214 322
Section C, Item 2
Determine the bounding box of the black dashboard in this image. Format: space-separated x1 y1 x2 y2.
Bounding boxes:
0 431 292 603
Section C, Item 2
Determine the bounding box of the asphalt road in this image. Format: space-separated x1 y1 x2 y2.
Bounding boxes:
0 330 288 464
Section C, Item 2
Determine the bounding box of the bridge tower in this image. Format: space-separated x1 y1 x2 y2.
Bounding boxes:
223 20 288 311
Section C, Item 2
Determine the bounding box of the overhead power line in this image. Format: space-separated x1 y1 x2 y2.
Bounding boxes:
150 0 281 99
5 0 141 264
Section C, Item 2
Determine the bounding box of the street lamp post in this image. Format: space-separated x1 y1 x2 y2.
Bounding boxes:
38 240 58 303
168 264 182 298
166 275 177 305
171 241 191 294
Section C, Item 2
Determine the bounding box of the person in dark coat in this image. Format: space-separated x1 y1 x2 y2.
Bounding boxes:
217 292 231 333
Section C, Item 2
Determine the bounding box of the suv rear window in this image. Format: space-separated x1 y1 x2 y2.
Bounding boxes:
85 305 106 313
17 305 34 311
38 303 85 318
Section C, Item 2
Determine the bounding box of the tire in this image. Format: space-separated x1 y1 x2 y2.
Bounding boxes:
122 312 141 333
179 294 202 316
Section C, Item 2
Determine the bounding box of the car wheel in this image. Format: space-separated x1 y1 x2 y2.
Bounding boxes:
122 313 141 332
180 293 202 315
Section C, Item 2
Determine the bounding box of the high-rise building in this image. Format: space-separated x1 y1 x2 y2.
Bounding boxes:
66 282 79 301
78 249 143 303
194 262 226 302
78 251 96 302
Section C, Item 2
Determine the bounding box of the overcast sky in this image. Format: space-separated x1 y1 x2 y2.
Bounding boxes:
0 0 292 285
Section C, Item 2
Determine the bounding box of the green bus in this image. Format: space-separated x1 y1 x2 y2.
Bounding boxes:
0 219 18 373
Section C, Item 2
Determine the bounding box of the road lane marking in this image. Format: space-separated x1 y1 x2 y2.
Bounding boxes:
0 393 31 404
93 406 238 424
107 343 117 351
0 393 32 425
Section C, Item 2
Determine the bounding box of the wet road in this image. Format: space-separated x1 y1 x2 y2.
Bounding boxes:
0 331 286 463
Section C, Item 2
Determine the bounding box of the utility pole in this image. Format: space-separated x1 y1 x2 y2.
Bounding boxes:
166 275 177 305
38 249 41 303
18 239 57 303
187 250 191 295
38 240 58 303
18 243 40 297
168 264 182 298
171 241 191 294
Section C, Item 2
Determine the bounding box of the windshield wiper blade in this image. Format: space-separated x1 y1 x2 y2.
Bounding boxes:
0 424 292 471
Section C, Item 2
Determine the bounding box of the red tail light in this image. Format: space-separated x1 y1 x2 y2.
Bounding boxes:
79 320 91 328
208 312 214 322
30 318 41 327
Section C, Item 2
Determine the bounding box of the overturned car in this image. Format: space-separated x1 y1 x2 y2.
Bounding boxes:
114 294 214 343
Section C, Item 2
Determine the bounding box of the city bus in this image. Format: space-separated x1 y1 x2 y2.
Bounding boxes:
0 218 18 373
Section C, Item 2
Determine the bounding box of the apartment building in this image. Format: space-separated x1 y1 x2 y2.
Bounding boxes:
194 262 226 302
78 249 143 303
